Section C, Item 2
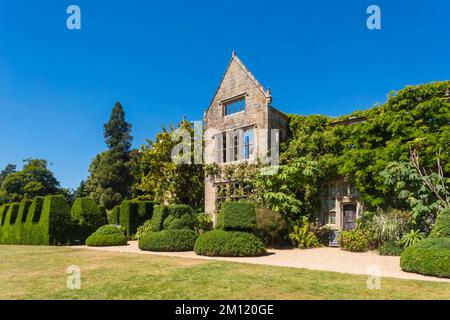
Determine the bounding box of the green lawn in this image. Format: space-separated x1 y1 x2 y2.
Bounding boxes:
0 245 449 300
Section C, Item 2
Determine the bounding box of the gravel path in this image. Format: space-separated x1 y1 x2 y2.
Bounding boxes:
72 241 450 283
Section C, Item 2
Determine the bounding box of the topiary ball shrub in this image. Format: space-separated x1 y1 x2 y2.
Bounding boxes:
86 225 128 247
194 230 266 257
338 229 369 252
400 238 450 278
429 208 450 238
139 229 197 252
221 201 257 231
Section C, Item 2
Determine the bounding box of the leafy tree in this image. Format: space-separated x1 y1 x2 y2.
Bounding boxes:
84 102 134 209
0 164 16 185
0 159 61 204
134 118 204 208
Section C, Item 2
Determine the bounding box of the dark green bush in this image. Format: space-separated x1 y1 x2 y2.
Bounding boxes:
151 205 168 232
137 201 156 226
221 201 257 231
98 205 108 224
167 204 193 218
429 208 450 238
109 206 120 224
86 224 127 247
338 229 369 252
139 229 197 251
378 240 404 256
167 214 195 230
70 197 106 242
255 208 289 246
194 230 266 257
400 238 450 278
120 200 139 238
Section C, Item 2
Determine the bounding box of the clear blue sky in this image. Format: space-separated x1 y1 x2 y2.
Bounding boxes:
0 0 449 189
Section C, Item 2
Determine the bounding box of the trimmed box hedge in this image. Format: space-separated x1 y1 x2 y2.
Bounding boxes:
70 197 106 242
400 238 450 278
0 195 72 245
221 201 257 231
86 225 127 247
109 206 120 225
138 229 197 252
150 205 169 232
194 230 266 257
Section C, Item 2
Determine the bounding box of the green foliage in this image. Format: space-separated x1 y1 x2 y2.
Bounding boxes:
255 208 289 246
119 200 139 238
0 195 72 245
167 204 193 218
310 223 333 247
221 201 257 231
338 229 370 252
0 159 61 205
288 217 319 249
86 224 127 247
109 206 120 224
401 230 426 248
134 119 204 208
194 213 213 234
138 229 197 252
98 205 108 224
378 240 404 256
83 102 133 209
429 208 450 238
150 205 168 232
363 209 412 244
278 81 450 223
194 230 266 257
400 238 450 278
134 219 153 240
70 197 106 242
137 201 155 226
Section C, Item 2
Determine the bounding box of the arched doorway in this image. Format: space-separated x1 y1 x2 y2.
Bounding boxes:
342 204 357 230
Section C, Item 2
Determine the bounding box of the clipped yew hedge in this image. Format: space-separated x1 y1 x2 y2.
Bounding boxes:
194 230 266 257
70 197 106 242
0 195 72 245
400 238 450 278
139 229 197 252
110 206 120 225
221 201 257 231
86 224 127 247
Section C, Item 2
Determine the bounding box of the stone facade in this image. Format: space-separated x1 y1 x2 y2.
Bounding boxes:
203 52 362 231
203 52 288 221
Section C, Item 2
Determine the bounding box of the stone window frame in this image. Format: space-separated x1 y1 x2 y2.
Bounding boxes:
222 94 247 117
215 126 255 164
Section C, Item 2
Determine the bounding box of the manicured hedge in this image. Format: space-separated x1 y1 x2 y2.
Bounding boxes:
70 197 106 242
137 201 156 226
116 200 157 238
139 229 197 251
167 204 193 218
400 238 450 278
194 230 266 257
0 196 72 245
98 205 108 224
221 201 257 231
429 208 450 238
150 205 169 232
86 224 128 247
110 206 120 224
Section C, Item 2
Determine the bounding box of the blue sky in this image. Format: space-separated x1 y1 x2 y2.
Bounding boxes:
0 0 449 189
